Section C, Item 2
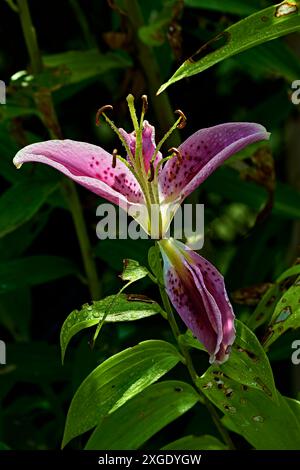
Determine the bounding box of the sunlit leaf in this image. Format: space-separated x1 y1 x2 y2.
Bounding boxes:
198 371 300 449
263 276 300 349
162 434 228 450
158 1 300 93
60 294 162 362
85 381 198 450
62 340 182 447
120 259 149 282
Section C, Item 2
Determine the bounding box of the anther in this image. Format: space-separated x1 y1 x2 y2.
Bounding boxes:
174 109 187 129
148 161 155 182
168 147 182 165
95 104 113 126
112 149 118 168
141 95 148 114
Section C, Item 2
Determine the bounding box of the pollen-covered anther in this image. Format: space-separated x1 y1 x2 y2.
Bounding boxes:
168 147 182 166
141 95 148 115
112 148 118 168
95 104 113 126
175 109 187 129
148 161 155 182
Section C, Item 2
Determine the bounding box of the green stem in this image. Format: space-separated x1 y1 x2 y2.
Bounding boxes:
158 264 235 450
61 180 101 300
16 0 43 74
123 0 180 148
17 0 101 300
68 0 97 49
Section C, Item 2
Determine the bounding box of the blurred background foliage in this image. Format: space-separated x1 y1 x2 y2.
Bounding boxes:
0 0 300 449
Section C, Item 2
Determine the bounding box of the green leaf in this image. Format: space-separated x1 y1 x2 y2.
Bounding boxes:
0 256 79 293
198 371 300 449
184 0 262 16
43 49 132 85
178 330 206 351
183 320 276 399
263 276 300 349
233 40 300 82
0 181 58 238
158 1 300 93
220 321 276 399
60 294 162 362
247 264 300 331
120 259 149 282
203 167 300 220
148 244 164 284
85 381 198 450
138 0 178 47
0 442 10 450
162 434 228 450
62 340 182 447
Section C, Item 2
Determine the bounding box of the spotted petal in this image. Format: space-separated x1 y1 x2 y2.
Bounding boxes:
159 122 270 202
159 239 235 364
13 139 147 218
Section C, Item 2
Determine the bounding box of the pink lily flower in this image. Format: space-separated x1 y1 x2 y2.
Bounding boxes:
13 94 269 236
159 238 235 364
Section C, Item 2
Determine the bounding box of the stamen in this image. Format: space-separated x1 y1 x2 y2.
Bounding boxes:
148 161 155 182
174 110 187 129
149 110 185 167
95 103 135 165
95 105 113 126
112 148 118 168
168 147 182 165
141 95 148 116
139 94 148 129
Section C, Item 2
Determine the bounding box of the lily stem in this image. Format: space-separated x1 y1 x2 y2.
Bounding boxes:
17 0 101 300
158 274 235 450
123 0 180 148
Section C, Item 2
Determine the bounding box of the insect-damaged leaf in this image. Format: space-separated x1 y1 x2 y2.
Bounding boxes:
198 371 300 449
263 276 300 349
181 320 276 399
158 1 300 93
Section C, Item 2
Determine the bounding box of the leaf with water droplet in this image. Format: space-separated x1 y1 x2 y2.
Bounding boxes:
60 294 163 362
120 259 149 282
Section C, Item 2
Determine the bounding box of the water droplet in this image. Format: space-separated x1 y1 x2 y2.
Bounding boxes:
252 415 264 423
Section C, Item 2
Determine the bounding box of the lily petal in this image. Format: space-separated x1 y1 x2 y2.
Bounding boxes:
119 120 162 173
159 239 235 364
159 122 270 202
13 139 146 213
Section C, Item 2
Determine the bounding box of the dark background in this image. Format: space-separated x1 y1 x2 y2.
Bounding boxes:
0 0 299 449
